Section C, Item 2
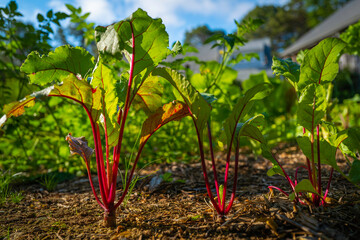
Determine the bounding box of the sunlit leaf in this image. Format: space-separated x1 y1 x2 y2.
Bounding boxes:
1 75 101 127
91 59 120 147
2 96 36 119
133 75 163 114
242 71 270 92
235 114 265 146
152 67 211 137
170 41 182 56
298 38 346 90
272 56 300 90
224 83 272 146
297 83 327 131
20 45 94 86
96 8 170 78
140 100 190 145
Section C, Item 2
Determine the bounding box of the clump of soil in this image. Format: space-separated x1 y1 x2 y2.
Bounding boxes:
1 145 360 239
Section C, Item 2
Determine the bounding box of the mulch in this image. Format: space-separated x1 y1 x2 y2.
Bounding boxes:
1 144 360 239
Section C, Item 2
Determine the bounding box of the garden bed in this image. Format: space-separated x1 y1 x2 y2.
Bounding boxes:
1 145 360 239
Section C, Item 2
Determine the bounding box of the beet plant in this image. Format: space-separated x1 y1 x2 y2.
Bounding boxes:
200 83 272 216
0 9 190 227
154 67 272 217
270 38 360 206
167 20 271 217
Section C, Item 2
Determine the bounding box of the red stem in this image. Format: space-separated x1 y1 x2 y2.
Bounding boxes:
305 157 314 185
303 127 314 185
225 143 240 214
192 115 221 214
221 103 250 212
108 110 123 203
49 94 108 209
268 186 289 196
316 125 321 205
222 150 231 212
113 141 144 209
270 152 295 191
207 121 221 207
322 167 334 205
94 124 109 205
103 115 110 191
295 165 308 185
84 160 106 209
109 22 136 204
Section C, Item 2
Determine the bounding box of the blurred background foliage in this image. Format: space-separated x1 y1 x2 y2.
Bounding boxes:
0 0 359 180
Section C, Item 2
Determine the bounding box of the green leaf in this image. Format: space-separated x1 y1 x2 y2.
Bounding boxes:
294 179 319 196
218 184 224 205
50 76 102 121
65 4 77 13
260 143 285 177
200 93 217 105
267 164 285 177
37 13 45 22
96 8 170 78
91 59 120 147
152 67 211 137
229 52 259 65
298 38 346 90
261 144 285 177
46 10 53 19
321 120 337 138
133 75 163 114
9 0 18 12
170 41 182 56
140 100 190 145
342 128 360 154
224 83 272 146
242 71 270 92
92 59 118 119
272 56 300 90
235 115 265 145
349 160 360 184
20 45 94 86
1 75 102 128
55 12 69 20
297 83 327 131
296 49 308 65
296 136 338 170
190 74 207 91
1 95 36 127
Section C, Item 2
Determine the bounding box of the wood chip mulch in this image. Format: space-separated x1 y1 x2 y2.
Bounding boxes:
1 145 360 239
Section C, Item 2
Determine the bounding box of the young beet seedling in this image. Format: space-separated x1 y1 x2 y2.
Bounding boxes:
0 9 189 227
150 66 272 217
270 38 360 206
199 83 272 216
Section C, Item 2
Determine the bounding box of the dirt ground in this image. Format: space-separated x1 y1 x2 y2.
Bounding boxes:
1 145 360 239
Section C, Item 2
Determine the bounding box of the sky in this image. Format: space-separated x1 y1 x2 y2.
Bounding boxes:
8 0 288 45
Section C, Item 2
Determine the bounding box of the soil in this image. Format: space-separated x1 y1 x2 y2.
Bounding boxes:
1 144 360 239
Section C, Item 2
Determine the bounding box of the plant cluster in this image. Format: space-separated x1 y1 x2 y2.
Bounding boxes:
1 5 360 229
271 38 360 206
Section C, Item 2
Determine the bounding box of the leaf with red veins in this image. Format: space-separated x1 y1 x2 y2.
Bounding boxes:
140 100 190 145
133 75 163 114
1 75 102 128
